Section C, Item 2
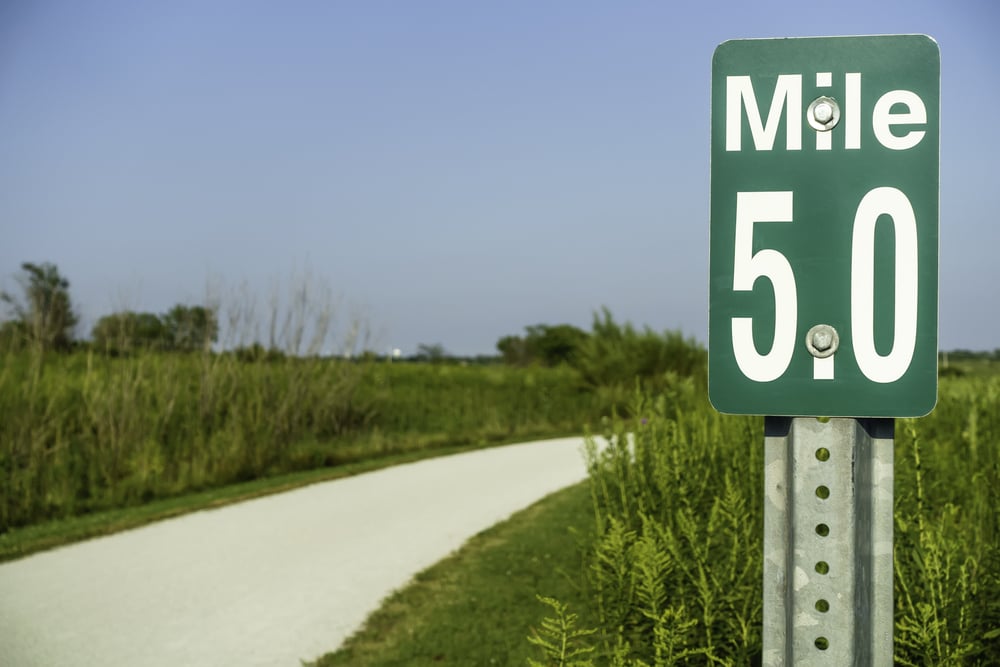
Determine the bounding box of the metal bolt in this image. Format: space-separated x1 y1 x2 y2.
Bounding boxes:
807 96 841 132
812 329 833 351
806 324 839 358
813 102 834 125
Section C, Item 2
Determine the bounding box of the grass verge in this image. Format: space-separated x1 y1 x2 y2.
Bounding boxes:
312 481 596 667
0 430 580 563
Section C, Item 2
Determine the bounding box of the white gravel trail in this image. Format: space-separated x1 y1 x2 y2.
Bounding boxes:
0 436 594 666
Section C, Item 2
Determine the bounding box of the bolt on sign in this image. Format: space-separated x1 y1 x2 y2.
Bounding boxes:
709 35 940 417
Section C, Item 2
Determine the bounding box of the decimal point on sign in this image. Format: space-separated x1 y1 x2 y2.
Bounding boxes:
813 356 834 380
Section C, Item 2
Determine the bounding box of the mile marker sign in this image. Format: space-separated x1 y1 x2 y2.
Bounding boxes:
709 35 939 417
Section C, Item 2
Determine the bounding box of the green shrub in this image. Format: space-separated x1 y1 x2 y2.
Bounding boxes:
573 309 706 395
531 374 1000 665
579 385 762 665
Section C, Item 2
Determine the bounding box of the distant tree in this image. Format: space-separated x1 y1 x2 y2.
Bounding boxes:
0 262 78 351
415 342 448 363
91 311 169 352
574 307 706 388
233 343 286 363
526 324 588 366
497 324 588 367
162 304 218 352
497 334 530 365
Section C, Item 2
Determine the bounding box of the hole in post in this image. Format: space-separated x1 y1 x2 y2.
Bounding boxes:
815 599 830 613
815 561 829 575
815 637 829 650
816 485 830 499
816 447 830 461
816 524 830 537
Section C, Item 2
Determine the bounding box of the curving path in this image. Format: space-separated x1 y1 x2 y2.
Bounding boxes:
0 437 594 666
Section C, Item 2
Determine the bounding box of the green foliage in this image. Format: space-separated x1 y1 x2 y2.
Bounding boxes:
0 319 29 350
530 373 1000 665
317 482 596 667
499 324 589 367
497 310 706 419
1 262 78 351
893 378 1000 665
578 385 762 665
162 303 218 351
497 313 703 389
358 362 593 439
0 348 598 531
497 334 529 364
573 308 706 394
91 311 169 352
90 304 218 353
527 596 597 667
942 348 1000 362
232 343 286 363
414 342 448 362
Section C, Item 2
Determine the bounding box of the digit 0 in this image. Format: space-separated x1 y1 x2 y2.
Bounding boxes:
851 187 919 383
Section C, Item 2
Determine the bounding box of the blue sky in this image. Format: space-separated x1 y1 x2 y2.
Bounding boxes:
2 1 997 356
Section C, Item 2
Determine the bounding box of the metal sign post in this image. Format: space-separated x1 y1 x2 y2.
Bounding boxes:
763 417 894 664
708 35 940 666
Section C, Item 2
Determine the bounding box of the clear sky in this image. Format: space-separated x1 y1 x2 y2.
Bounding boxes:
2 1 997 356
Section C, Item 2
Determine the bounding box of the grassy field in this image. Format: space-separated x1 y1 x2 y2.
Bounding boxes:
0 314 706 563
0 434 582 563
314 482 596 667
551 370 1000 665
4 336 996 664
319 368 1000 666
0 347 598 535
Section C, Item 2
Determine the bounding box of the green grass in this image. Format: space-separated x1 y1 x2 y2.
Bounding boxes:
6 330 995 664
312 482 596 667
0 314 708 535
0 348 597 532
308 373 1000 666
0 430 581 563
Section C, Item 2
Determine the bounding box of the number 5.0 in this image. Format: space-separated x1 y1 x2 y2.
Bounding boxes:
732 187 918 383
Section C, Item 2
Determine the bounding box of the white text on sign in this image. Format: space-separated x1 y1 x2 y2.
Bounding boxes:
725 73 927 152
731 188 919 383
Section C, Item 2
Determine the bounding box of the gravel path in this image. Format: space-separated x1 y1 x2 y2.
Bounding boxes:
0 437 594 666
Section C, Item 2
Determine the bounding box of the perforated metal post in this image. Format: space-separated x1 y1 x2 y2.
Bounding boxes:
762 417 894 666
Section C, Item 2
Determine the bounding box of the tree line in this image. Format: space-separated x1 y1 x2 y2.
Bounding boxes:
10 262 994 366
0 262 714 383
1 262 217 353
494 308 708 389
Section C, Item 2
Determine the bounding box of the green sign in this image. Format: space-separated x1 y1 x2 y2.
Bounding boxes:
709 35 939 417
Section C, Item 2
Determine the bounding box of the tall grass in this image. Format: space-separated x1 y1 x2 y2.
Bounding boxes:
0 284 708 536
0 348 596 532
580 379 763 665
893 375 1000 665
530 371 1000 665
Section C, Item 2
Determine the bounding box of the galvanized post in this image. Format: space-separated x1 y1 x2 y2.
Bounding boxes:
762 417 894 666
